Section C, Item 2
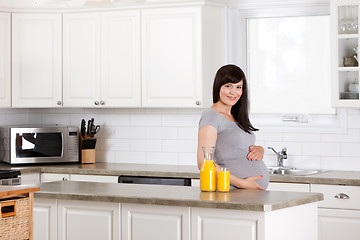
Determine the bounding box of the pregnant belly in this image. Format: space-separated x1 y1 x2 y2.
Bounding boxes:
223 158 270 189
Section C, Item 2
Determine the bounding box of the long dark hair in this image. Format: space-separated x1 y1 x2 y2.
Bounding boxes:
212 64 258 133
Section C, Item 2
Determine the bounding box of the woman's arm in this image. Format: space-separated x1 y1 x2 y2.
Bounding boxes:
197 125 264 190
197 125 217 169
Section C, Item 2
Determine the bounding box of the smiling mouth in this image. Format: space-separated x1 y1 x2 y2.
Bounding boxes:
227 96 237 101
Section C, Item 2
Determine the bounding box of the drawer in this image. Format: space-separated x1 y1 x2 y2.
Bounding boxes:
311 184 360 210
268 182 310 192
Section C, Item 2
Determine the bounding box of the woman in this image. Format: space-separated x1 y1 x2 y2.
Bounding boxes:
197 64 269 190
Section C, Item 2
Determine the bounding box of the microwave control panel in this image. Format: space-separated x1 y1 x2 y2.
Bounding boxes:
68 127 79 161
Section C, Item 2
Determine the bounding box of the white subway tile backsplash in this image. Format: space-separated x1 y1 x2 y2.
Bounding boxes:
178 127 197 140
100 114 129 126
283 133 321 142
179 152 197 166
321 129 360 143
162 140 196 153
0 108 360 170
130 114 161 126
146 127 178 139
302 142 341 156
348 115 360 129
341 143 360 157
131 139 162 152
161 114 195 127
116 127 146 139
115 151 147 164
256 132 282 141
99 138 131 151
146 152 179 165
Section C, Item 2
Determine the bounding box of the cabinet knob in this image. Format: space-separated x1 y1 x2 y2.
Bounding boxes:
94 101 99 106
100 100 105 105
195 101 200 105
57 101 62 105
334 193 350 199
62 177 68 181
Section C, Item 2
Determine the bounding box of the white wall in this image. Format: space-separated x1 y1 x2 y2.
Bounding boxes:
1 107 360 170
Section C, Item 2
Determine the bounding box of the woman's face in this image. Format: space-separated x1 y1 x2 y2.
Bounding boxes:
219 81 243 106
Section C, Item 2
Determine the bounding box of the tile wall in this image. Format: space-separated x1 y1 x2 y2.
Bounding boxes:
0 107 359 170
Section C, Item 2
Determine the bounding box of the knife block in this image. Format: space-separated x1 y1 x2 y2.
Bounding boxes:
79 135 96 164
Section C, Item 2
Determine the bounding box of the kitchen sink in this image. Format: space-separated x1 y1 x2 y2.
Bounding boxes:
268 167 322 176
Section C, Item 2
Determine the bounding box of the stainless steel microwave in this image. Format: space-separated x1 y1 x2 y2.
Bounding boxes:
0 126 79 164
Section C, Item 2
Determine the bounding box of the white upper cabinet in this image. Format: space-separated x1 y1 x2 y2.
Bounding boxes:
0 12 11 108
141 5 227 108
331 0 360 107
12 13 62 108
63 10 141 108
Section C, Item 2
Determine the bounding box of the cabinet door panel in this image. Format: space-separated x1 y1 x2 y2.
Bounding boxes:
34 198 57 240
63 13 100 107
12 13 62 108
122 203 189 240
101 10 141 107
318 208 360 240
58 200 120 240
142 7 201 107
267 182 310 192
191 207 258 240
0 12 10 108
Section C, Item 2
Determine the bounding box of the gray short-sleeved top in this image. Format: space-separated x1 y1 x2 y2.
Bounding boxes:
199 108 269 189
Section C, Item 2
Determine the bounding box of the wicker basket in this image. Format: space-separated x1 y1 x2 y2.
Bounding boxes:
0 197 30 240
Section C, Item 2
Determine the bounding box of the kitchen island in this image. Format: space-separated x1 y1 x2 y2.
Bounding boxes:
33 181 323 240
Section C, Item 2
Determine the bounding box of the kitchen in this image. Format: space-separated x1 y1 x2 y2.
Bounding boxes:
0 0 360 239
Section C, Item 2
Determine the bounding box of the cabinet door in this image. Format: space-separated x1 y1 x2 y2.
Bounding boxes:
330 0 360 107
63 12 101 107
191 207 258 240
34 198 57 240
12 13 62 108
70 174 118 183
101 10 141 107
58 199 120 240
0 12 10 108
141 7 202 107
122 203 189 240
41 173 70 183
21 172 41 185
318 208 360 240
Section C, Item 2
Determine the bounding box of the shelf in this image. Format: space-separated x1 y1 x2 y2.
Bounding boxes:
338 67 360 71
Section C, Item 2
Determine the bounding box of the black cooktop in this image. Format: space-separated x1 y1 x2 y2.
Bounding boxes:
0 170 21 180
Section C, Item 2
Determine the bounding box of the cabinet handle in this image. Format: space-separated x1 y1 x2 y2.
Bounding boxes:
62 177 68 181
100 100 105 105
334 193 350 199
94 101 99 106
57 101 62 105
195 101 200 105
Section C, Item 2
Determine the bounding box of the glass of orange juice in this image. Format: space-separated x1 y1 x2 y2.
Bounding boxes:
217 167 230 192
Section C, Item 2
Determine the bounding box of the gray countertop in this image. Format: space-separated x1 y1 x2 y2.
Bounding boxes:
34 180 323 212
2 162 360 186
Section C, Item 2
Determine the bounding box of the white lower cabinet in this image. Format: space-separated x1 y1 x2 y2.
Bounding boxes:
58 200 120 240
34 198 57 240
21 172 40 185
122 203 189 240
41 173 70 182
70 174 118 183
311 184 360 240
192 207 258 240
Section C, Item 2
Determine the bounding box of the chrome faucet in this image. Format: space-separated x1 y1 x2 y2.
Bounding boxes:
268 147 287 168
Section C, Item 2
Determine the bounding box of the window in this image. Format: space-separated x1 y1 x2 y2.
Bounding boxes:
247 15 334 115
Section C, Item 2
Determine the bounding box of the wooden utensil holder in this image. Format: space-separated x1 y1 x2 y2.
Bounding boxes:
79 135 96 164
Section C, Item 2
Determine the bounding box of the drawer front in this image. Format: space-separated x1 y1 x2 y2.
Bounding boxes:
311 184 360 210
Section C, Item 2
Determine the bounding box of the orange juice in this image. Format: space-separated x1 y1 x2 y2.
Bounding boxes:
200 160 217 192
217 168 230 192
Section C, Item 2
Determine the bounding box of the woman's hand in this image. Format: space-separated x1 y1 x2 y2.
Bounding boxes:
240 176 265 190
230 174 265 190
247 145 264 161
